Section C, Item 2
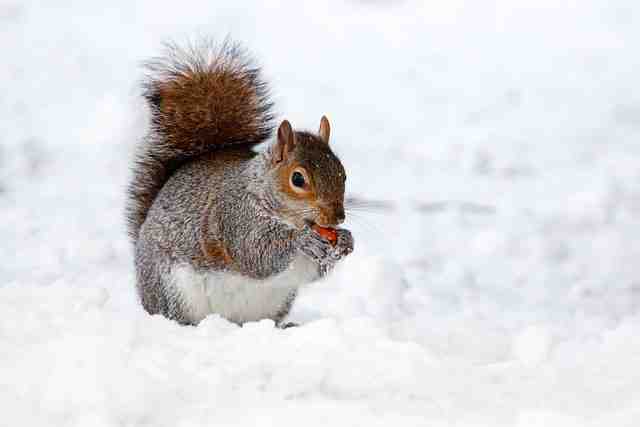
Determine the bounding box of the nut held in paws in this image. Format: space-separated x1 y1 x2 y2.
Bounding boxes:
312 224 338 246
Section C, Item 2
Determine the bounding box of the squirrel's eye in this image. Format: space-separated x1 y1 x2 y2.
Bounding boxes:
291 171 305 188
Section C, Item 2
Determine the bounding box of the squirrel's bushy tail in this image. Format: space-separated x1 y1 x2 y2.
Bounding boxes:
126 39 275 241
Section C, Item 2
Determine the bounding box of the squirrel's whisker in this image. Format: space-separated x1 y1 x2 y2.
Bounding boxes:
345 197 395 214
344 211 384 236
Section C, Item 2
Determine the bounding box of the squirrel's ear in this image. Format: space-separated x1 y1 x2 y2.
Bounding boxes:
273 119 296 163
318 115 330 144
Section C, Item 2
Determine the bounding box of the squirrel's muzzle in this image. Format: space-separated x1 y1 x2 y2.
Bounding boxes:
317 202 345 227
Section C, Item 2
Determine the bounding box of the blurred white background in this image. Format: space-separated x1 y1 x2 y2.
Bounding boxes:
1 1 640 426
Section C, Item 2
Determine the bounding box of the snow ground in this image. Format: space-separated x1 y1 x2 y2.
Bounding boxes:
2 1 640 425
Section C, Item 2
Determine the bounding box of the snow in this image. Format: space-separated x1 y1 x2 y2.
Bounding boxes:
2 0 640 425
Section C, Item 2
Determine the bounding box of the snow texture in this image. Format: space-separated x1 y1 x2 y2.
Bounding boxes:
2 1 640 425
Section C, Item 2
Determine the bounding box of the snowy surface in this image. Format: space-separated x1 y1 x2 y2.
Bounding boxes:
2 1 640 425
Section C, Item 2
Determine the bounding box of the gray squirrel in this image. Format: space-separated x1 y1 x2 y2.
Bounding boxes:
126 40 354 326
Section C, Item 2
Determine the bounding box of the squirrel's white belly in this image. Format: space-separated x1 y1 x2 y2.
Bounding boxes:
169 254 318 324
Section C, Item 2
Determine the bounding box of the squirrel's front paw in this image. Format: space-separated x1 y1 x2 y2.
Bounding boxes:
299 226 354 276
299 227 335 266
331 228 354 260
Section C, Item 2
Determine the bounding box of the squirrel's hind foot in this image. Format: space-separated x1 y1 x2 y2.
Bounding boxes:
277 321 299 329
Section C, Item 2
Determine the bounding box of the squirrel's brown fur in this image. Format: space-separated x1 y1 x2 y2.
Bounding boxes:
127 39 274 241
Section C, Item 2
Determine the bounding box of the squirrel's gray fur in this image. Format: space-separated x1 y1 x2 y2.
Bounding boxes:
127 39 353 326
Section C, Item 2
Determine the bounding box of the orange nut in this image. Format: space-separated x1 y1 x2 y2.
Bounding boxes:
312 224 338 246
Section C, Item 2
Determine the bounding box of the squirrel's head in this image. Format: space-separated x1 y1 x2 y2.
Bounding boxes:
267 116 346 230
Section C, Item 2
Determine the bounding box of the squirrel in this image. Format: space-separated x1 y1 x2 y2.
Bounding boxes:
126 40 354 326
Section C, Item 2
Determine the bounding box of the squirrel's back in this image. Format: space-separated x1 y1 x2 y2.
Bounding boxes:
126 39 275 242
